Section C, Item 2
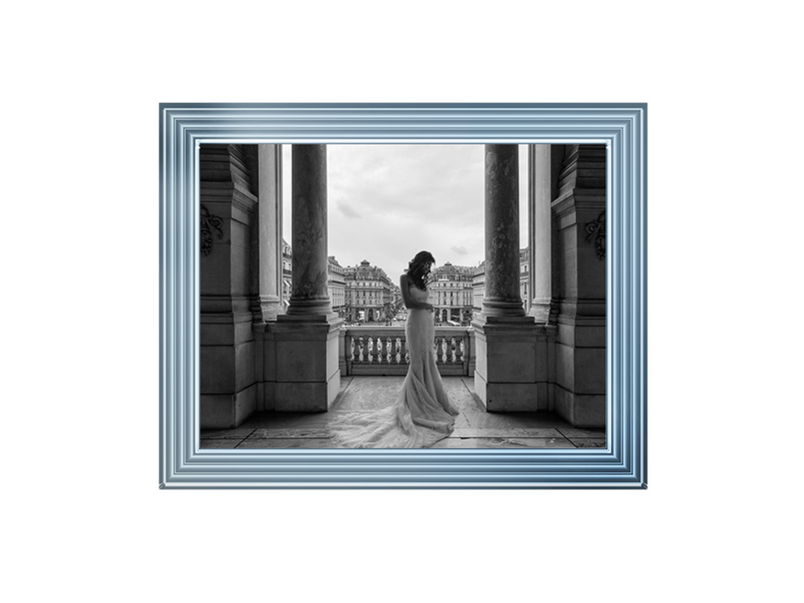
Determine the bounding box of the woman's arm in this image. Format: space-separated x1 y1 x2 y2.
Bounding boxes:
399 274 433 310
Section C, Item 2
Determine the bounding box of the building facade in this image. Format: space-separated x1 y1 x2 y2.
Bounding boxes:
344 260 394 322
472 261 485 319
431 262 474 324
327 256 347 317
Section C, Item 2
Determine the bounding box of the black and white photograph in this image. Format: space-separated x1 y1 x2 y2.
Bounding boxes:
4 2 802 603
199 143 607 450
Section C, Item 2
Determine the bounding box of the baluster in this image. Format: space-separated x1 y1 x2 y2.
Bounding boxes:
435 335 443 363
357 336 364 362
391 337 398 364
403 339 410 364
455 336 463 364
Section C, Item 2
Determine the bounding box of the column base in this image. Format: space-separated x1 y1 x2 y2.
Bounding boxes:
270 316 343 411
528 299 552 324
277 312 340 323
480 299 527 318
253 294 283 323
472 320 552 412
284 298 334 317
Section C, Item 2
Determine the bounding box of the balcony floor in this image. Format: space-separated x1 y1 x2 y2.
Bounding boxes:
201 376 606 449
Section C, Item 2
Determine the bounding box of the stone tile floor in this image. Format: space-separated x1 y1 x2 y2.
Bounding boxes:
201 376 606 450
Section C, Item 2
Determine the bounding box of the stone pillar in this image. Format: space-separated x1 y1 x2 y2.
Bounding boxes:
286 145 333 317
251 145 284 412
199 144 259 428
473 145 549 412
553 144 607 427
482 145 525 318
271 145 342 411
528 145 553 324
251 144 283 323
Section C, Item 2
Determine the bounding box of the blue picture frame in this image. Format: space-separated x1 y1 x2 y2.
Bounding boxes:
159 103 647 488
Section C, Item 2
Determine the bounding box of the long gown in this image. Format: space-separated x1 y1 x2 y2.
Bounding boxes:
329 283 460 448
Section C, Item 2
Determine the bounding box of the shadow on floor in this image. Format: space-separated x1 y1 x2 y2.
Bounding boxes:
201 376 606 450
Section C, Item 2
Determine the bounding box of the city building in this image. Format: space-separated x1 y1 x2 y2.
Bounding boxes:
431 262 474 324
344 260 394 322
327 256 347 317
472 261 485 319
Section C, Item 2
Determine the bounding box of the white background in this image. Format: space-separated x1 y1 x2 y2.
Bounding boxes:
3 2 801 601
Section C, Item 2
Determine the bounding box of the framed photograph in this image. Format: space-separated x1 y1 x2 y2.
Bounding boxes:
159 103 646 488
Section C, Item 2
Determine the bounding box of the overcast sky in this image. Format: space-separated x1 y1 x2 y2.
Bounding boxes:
282 145 529 280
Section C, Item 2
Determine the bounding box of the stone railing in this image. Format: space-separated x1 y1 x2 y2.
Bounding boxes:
340 326 474 376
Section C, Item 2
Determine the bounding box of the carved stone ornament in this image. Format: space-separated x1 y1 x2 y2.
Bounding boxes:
200 204 223 255
585 211 606 260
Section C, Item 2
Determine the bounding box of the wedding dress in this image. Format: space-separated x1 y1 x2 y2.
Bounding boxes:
329 283 460 448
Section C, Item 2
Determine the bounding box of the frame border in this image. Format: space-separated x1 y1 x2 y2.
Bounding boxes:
159 103 647 489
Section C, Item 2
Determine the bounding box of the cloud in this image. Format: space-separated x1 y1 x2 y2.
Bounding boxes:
283 144 528 274
336 200 361 219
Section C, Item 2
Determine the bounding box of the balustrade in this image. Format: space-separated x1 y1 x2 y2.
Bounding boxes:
343 326 473 376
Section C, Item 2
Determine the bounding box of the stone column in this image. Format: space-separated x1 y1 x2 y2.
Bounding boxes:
473 145 549 412
528 144 552 324
250 145 284 412
252 144 283 322
482 145 525 318
286 145 333 317
271 145 342 411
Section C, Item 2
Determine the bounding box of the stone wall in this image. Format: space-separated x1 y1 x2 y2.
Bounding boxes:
552 144 607 427
199 144 259 428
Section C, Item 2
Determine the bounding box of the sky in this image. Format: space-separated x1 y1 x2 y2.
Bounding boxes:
282 145 530 280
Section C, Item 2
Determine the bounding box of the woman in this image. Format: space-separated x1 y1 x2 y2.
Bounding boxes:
329 251 460 448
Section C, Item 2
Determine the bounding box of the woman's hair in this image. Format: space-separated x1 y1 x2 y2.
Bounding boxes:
407 250 436 290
